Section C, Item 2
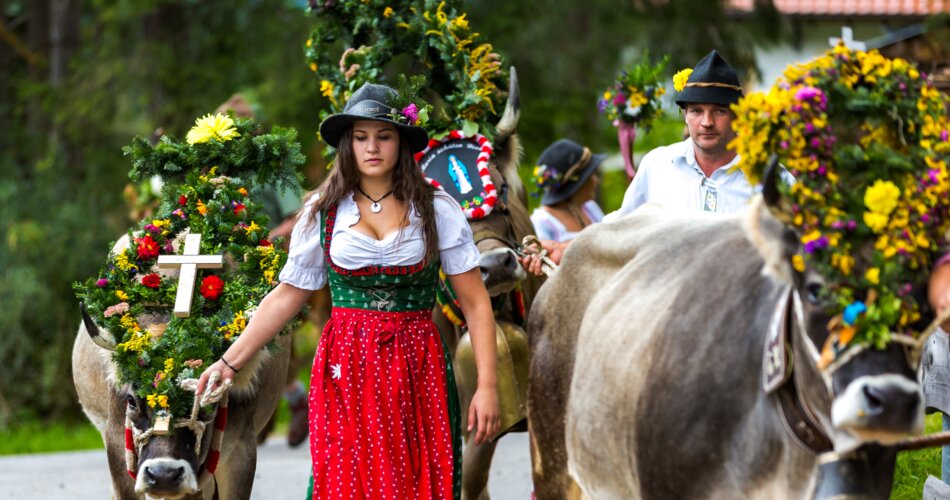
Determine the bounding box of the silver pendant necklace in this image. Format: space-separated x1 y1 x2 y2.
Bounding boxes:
357 186 394 213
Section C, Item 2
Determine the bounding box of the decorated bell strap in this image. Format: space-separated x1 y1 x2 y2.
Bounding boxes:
436 269 466 328
198 391 228 486
124 415 138 479
417 130 497 220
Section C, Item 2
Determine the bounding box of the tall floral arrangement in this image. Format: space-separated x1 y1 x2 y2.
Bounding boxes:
74 115 305 420
731 44 950 350
305 0 508 142
597 55 668 131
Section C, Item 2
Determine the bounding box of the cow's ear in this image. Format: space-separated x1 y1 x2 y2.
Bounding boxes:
744 195 796 285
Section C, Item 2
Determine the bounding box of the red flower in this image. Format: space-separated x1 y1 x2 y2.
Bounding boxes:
232 201 246 215
142 273 162 289
200 275 225 300
136 235 161 260
179 195 187 206
259 239 272 247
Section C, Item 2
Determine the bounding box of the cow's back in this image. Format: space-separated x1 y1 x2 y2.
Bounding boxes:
561 209 812 498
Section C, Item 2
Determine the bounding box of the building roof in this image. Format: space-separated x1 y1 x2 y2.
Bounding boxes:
728 0 949 17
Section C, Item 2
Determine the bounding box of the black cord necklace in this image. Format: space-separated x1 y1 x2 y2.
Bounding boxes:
357 185 394 213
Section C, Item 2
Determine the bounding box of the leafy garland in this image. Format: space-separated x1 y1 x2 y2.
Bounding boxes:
597 55 668 131
732 44 950 350
74 114 304 420
305 0 508 142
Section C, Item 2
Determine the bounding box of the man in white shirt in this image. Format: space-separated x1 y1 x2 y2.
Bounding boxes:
523 49 771 273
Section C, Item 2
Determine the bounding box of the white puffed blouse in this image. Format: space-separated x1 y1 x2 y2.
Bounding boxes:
277 189 481 291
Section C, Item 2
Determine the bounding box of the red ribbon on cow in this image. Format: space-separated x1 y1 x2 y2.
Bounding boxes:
125 425 136 479
204 449 221 475
215 404 228 431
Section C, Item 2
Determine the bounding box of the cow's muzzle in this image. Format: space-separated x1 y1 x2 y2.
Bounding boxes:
135 458 198 499
479 247 525 296
831 374 924 444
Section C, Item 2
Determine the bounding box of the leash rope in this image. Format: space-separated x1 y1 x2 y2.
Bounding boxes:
124 371 232 483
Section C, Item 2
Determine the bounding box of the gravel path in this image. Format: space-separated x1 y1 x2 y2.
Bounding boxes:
0 432 532 499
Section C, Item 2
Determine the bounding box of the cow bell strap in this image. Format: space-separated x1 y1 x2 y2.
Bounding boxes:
775 377 833 453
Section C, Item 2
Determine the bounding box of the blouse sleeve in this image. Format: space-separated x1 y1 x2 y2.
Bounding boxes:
434 190 480 275
277 195 328 290
530 209 558 242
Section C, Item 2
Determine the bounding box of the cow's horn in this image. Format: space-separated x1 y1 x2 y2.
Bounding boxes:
494 66 520 144
81 302 117 351
762 154 793 224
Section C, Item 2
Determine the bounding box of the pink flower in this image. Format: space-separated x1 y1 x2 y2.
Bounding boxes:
96 278 109 287
104 302 130 318
401 103 419 125
794 87 822 101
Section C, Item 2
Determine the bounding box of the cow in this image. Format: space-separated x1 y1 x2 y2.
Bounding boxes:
72 234 291 499
527 168 926 499
429 68 544 500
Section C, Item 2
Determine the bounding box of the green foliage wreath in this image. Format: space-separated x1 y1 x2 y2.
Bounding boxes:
74 114 304 420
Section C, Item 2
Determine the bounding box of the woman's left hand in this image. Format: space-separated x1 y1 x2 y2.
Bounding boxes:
468 385 500 445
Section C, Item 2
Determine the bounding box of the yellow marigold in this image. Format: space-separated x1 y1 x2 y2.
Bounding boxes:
627 91 648 108
157 395 168 408
196 199 208 216
164 358 174 373
309 62 317 73
383 6 393 18
245 221 260 235
147 394 158 408
603 90 612 101
115 290 129 301
115 253 138 272
186 113 240 145
449 13 468 31
863 211 889 233
673 68 692 92
792 254 805 273
863 179 900 215
865 267 880 285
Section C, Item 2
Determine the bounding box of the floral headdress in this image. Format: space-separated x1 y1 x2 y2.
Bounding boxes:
732 44 950 350
307 0 508 142
597 55 668 132
387 74 433 127
74 116 304 420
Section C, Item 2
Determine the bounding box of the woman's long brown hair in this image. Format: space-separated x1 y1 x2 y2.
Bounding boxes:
307 124 439 260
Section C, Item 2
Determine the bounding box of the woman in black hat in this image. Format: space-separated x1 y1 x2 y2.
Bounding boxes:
530 139 606 242
197 83 500 499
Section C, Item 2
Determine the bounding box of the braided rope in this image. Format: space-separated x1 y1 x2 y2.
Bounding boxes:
124 372 233 483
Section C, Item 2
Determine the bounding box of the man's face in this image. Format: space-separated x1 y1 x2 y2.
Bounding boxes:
684 103 737 156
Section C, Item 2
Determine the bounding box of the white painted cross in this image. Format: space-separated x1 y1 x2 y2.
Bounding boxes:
829 26 867 51
157 233 223 317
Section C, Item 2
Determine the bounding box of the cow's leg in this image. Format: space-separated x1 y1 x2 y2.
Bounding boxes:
213 443 257 500
461 439 498 500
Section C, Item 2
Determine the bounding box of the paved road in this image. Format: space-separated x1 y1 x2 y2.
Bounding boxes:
0 432 532 499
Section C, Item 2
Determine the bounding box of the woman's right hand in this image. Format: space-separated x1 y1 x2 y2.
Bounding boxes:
195 359 238 396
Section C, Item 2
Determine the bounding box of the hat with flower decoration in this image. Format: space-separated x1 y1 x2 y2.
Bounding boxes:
534 139 606 205
319 83 429 153
674 49 743 108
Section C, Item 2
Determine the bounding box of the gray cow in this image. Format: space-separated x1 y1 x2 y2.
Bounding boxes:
73 236 291 499
528 196 925 499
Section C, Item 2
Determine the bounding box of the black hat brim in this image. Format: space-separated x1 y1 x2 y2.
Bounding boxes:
541 153 606 206
675 86 743 108
319 114 429 153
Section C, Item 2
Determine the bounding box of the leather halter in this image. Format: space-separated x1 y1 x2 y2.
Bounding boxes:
763 287 833 453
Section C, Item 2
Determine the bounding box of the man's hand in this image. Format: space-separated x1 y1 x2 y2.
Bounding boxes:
519 239 568 277
929 259 950 331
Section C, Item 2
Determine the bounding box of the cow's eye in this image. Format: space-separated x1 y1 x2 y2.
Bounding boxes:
806 283 824 304
126 395 138 411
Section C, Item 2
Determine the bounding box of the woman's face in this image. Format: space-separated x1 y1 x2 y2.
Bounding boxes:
573 171 600 203
351 120 400 179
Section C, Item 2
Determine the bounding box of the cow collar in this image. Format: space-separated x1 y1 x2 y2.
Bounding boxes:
763 287 833 454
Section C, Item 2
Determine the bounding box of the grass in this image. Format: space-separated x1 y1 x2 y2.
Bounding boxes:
891 413 943 499
0 420 104 455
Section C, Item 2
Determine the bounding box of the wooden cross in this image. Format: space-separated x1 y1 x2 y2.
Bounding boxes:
157 233 223 317
829 26 867 51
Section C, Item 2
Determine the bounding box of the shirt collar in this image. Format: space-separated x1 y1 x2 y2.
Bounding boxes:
677 139 741 176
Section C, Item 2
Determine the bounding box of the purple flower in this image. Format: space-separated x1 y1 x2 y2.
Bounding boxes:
401 103 419 125
846 220 857 231
144 223 159 233
805 123 815 134
831 220 844 229
597 99 609 112
817 165 827 175
810 138 822 149
780 140 789 150
898 284 913 297
803 237 829 254
794 86 822 102
922 214 931 223
941 129 949 142
96 278 109 287
613 93 626 106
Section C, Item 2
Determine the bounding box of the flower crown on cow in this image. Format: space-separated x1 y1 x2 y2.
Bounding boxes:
74 114 304 420
597 55 668 131
732 44 950 351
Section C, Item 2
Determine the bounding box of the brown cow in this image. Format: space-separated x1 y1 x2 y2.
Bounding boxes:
528 184 925 498
72 235 290 499
430 68 543 500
